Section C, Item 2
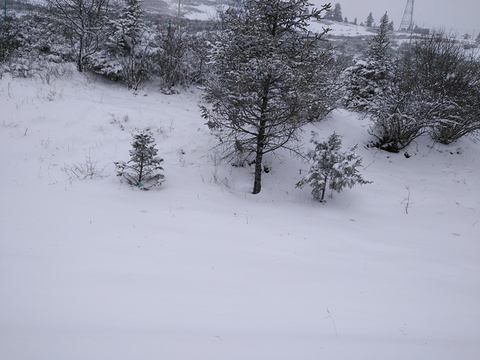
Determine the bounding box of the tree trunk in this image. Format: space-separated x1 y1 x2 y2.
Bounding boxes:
320 175 327 201
77 37 84 72
252 81 270 195
252 120 266 194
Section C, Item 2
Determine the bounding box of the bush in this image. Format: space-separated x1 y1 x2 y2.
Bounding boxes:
154 27 211 88
410 32 480 144
372 32 480 148
344 27 480 151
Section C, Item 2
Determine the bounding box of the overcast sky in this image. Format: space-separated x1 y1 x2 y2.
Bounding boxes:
311 0 479 37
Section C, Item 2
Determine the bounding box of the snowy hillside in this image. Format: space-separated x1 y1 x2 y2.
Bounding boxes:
1 67 479 359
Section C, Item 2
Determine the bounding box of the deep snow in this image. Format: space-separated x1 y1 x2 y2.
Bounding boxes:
0 68 479 360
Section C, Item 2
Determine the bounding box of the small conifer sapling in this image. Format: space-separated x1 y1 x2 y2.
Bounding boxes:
296 132 371 202
115 130 165 189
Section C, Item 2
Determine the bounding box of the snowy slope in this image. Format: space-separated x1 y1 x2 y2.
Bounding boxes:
0 68 479 360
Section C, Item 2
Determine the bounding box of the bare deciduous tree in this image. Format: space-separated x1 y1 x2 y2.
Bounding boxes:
47 0 111 72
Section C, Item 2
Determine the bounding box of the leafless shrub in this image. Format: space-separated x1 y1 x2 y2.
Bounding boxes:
62 153 108 182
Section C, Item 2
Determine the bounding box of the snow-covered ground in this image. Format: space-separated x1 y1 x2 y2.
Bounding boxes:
1 68 479 360
310 19 374 37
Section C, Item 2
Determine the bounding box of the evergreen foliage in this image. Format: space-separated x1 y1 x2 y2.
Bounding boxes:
343 12 392 112
344 24 480 152
201 0 336 194
88 0 152 89
343 12 429 152
114 130 165 189
332 3 343 22
296 132 370 202
109 0 145 54
0 16 22 63
366 12 374 27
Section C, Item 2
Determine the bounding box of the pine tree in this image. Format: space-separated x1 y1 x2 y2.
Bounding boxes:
367 13 391 62
296 132 370 202
201 0 335 194
366 12 374 27
108 0 146 55
332 3 343 22
343 12 392 111
105 0 149 89
115 130 165 188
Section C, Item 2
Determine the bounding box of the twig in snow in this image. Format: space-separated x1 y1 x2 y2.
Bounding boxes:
401 185 413 214
326 307 338 337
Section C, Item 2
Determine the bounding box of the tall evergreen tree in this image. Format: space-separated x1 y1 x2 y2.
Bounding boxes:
107 0 150 89
343 12 392 111
201 0 335 194
366 12 374 27
367 12 391 63
108 0 145 55
332 3 343 22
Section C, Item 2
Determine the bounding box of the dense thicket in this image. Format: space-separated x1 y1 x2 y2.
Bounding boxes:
1 1 216 88
342 17 480 152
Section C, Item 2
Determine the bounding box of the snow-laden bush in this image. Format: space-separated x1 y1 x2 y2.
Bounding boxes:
154 26 211 88
409 32 480 144
297 132 371 202
114 130 165 189
346 25 480 150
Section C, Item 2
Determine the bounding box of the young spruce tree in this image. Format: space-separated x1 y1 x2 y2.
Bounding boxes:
115 130 165 189
296 132 370 202
201 0 335 194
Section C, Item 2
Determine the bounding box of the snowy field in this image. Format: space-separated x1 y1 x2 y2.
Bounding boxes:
0 68 479 360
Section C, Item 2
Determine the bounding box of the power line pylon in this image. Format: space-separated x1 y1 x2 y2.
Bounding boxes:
399 0 414 31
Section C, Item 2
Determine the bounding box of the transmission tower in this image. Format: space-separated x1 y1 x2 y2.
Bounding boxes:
399 0 414 31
